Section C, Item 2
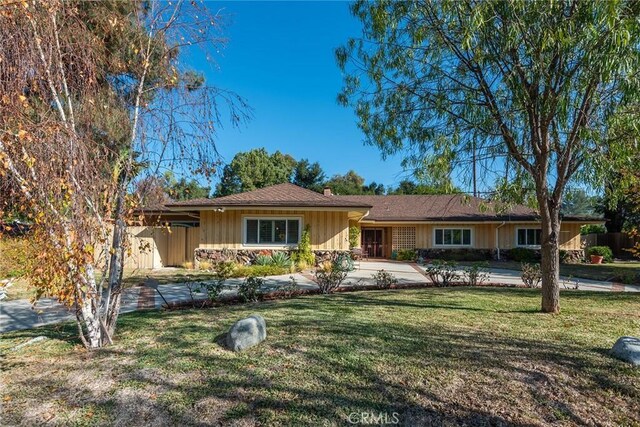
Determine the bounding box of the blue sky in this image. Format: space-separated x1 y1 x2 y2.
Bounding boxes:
189 1 408 188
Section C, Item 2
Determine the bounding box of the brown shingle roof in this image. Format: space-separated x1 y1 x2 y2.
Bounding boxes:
336 194 539 222
166 183 372 209
164 183 601 222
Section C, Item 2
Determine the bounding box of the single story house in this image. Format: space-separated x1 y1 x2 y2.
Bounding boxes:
148 183 601 266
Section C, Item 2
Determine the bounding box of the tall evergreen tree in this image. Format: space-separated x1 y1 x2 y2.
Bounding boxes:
215 149 297 196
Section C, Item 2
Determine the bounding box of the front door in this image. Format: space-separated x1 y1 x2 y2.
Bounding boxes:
362 229 384 258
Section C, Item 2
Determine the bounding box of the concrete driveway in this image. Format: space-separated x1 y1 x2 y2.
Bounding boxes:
1 260 637 333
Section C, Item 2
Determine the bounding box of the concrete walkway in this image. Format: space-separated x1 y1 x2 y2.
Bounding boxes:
1 261 638 333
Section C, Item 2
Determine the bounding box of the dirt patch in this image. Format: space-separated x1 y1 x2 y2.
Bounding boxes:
112 387 172 427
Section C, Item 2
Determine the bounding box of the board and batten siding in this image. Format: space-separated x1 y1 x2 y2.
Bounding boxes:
412 223 496 249
496 222 582 250
97 226 200 269
352 222 583 251
199 209 350 251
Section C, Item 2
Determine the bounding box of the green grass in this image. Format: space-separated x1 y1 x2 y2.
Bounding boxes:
460 260 640 284
0 237 29 279
1 287 639 426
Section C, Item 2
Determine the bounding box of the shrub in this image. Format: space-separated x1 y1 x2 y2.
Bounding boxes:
238 276 263 302
617 270 639 285
255 254 273 266
214 261 236 280
291 226 315 267
335 253 354 272
319 260 333 272
521 263 542 288
295 260 310 271
425 260 460 287
268 276 302 299
199 281 225 300
315 259 349 293
181 261 194 270
348 226 361 249
372 269 398 288
586 246 613 263
198 260 212 271
508 247 538 262
396 249 417 262
236 265 290 278
270 251 292 268
581 224 607 235
195 261 236 301
463 262 490 286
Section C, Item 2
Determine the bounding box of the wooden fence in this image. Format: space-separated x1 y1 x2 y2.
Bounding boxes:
102 226 200 270
581 232 639 258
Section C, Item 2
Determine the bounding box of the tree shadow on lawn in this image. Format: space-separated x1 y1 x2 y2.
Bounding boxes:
4 291 639 426
118 297 638 424
323 288 541 314
132 304 637 425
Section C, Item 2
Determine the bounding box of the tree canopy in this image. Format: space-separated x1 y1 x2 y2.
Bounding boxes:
387 179 460 195
324 170 384 195
135 172 211 207
215 150 396 196
292 159 326 192
561 189 598 217
215 149 297 196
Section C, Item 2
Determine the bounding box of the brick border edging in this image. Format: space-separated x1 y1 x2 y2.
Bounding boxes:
299 271 318 284
409 262 432 280
137 286 156 309
612 283 626 292
161 281 537 310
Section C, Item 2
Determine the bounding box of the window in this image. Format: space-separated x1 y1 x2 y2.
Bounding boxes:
434 228 472 246
517 228 541 247
244 218 301 245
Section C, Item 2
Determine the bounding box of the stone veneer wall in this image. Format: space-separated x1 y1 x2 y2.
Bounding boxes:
194 248 350 267
416 248 584 264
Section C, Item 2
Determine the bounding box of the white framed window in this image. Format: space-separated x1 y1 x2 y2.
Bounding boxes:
516 228 542 247
243 217 301 246
433 227 472 246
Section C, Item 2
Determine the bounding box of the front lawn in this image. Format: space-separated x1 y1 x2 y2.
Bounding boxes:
2 288 639 426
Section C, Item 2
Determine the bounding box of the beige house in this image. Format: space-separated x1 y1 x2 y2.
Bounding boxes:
143 183 600 266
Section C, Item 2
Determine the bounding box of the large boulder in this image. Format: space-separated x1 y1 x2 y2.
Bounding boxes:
224 314 267 352
611 336 640 366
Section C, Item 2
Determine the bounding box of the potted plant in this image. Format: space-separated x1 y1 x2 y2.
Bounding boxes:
586 246 613 264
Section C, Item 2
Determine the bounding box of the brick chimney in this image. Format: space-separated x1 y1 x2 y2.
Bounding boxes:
323 187 332 196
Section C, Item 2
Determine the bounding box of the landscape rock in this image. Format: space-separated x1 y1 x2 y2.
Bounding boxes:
611 336 640 366
224 314 267 352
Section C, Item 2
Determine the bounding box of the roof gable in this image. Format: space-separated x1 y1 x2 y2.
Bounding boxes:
166 183 372 209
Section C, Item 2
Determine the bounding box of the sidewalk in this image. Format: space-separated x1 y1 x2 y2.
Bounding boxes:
1 261 637 333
